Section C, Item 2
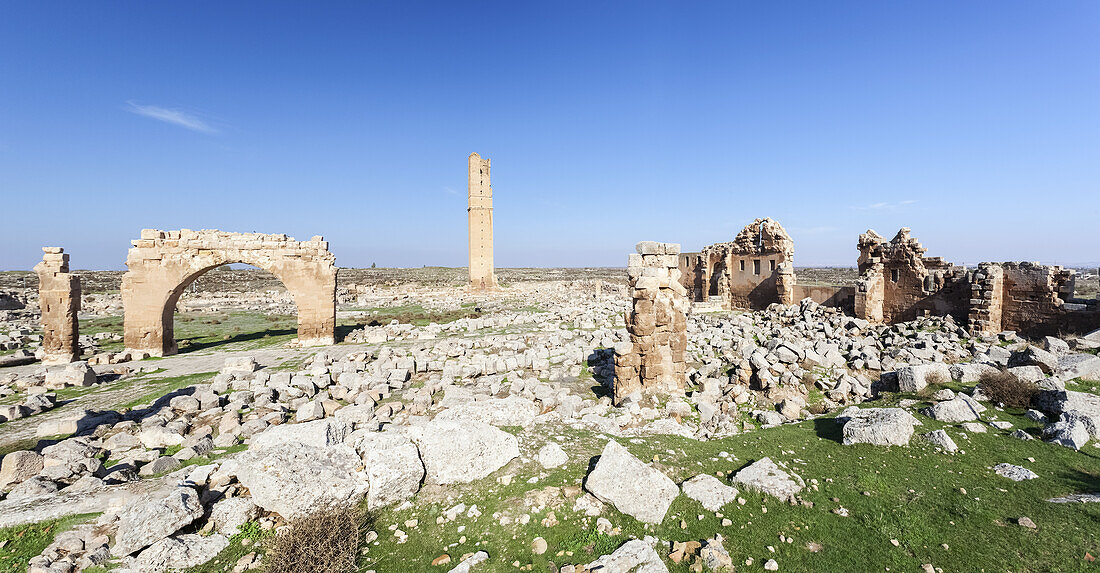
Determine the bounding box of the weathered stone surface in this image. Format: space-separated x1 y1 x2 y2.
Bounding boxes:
584 539 669 573
235 443 368 520
993 463 1038 482
841 408 918 446
208 497 260 536
45 362 96 388
112 486 204 556
897 363 951 393
585 441 678 524
921 397 981 423
249 418 350 451
730 457 804 502
435 396 539 427
923 429 958 453
129 533 229 573
1043 417 1091 450
537 442 569 469
448 550 490 573
0 450 44 490
345 430 424 508
681 474 739 512
405 420 518 485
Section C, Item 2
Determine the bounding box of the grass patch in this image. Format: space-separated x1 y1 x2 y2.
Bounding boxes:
116 371 217 410
0 514 98 573
353 304 483 327
361 408 1100 572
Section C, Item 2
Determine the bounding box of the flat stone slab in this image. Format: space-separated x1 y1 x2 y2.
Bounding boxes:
730 457 804 502
993 463 1039 481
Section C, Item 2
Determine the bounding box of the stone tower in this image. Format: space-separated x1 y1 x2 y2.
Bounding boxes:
468 152 498 289
34 247 81 363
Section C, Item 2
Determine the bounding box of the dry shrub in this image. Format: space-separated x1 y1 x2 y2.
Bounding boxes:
978 370 1038 408
266 505 364 573
925 369 949 387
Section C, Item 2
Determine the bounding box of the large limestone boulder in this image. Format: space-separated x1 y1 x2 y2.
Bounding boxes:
584 539 669 573
0 450 44 490
248 418 350 451
434 396 540 427
730 457 804 502
234 443 369 520
129 534 229 573
207 497 260 536
897 363 951 393
584 440 678 524
1010 346 1059 374
405 420 518 485
44 362 96 389
112 487 204 556
537 443 569 469
345 430 424 508
681 474 739 512
921 397 982 423
840 408 919 446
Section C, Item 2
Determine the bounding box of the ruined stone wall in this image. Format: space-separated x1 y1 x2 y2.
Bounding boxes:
678 252 705 301
793 284 855 311
854 228 971 324
614 242 688 405
996 262 1098 336
968 263 1004 334
122 229 337 356
679 218 796 310
34 247 80 363
468 152 497 290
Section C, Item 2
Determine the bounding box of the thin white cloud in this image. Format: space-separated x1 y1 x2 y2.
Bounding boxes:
443 186 460 195
852 199 917 211
125 101 218 134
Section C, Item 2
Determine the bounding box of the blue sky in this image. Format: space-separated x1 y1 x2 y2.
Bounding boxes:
2 2 1098 270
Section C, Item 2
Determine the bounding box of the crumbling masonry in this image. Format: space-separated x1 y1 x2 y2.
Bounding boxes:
34 247 81 363
855 228 1099 336
614 242 689 404
122 230 337 357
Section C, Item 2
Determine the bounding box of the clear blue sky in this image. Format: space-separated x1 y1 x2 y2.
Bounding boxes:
2 2 1098 270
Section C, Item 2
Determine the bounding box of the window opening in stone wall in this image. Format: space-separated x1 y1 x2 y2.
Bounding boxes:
739 260 745 272
753 260 761 275
891 268 899 282
770 259 776 271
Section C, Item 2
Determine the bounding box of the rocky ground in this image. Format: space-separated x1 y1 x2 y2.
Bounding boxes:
0 269 1098 573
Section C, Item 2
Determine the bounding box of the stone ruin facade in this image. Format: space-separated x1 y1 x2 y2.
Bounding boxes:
679 218 798 310
614 242 689 404
855 228 1099 336
468 152 498 290
121 230 337 357
33 247 80 363
854 228 971 324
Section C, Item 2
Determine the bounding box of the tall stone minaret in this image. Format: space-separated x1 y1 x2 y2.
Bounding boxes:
468 152 497 289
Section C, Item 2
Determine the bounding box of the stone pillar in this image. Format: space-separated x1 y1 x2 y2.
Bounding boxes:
777 263 797 306
968 263 1004 335
854 265 884 323
33 247 80 363
468 152 498 290
613 241 688 405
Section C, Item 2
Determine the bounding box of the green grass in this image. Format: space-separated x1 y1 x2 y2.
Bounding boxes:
359 406 1100 573
349 304 483 327
0 514 98 573
180 521 271 573
116 371 217 410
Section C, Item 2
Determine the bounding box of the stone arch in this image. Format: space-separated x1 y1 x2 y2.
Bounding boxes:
122 229 336 356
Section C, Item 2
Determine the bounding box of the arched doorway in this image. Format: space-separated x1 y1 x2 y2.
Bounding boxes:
121 229 336 357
